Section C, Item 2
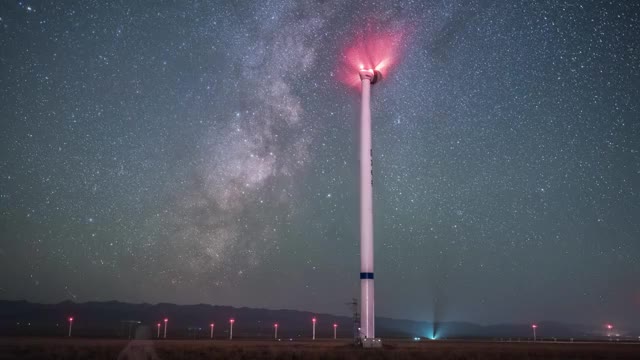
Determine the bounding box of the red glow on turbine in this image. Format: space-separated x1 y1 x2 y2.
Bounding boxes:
339 26 406 89
68 317 73 322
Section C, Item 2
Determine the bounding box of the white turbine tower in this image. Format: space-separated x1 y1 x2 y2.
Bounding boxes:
358 66 382 347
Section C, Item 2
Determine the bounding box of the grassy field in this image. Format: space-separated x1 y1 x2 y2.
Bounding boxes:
1 337 639 360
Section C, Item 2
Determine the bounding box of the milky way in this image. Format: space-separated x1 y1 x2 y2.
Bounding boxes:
1 1 639 328
162 1 330 282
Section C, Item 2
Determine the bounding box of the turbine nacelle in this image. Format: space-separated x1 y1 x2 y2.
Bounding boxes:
358 68 382 85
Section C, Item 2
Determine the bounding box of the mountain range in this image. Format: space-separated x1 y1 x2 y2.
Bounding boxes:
0 300 635 340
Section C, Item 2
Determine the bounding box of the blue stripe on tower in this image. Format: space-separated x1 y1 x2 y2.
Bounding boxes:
360 272 374 279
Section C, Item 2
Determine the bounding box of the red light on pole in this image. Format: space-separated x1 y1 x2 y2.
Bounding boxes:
163 318 168 339
210 323 214 339
274 323 278 339
531 324 537 342
156 323 161 338
606 324 613 340
67 317 73 337
229 319 235 340
312 317 316 340
333 323 337 339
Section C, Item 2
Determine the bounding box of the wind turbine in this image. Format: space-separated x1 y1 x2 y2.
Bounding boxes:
340 26 404 348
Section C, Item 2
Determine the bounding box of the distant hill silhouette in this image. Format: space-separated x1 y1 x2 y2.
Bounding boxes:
0 300 634 340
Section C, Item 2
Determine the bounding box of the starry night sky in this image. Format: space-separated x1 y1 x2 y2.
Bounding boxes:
1 1 639 328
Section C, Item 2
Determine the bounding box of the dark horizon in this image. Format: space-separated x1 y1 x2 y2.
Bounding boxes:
1 298 624 328
1 0 638 332
3 299 638 340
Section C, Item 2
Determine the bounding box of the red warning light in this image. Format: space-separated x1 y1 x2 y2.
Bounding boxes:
338 25 408 89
